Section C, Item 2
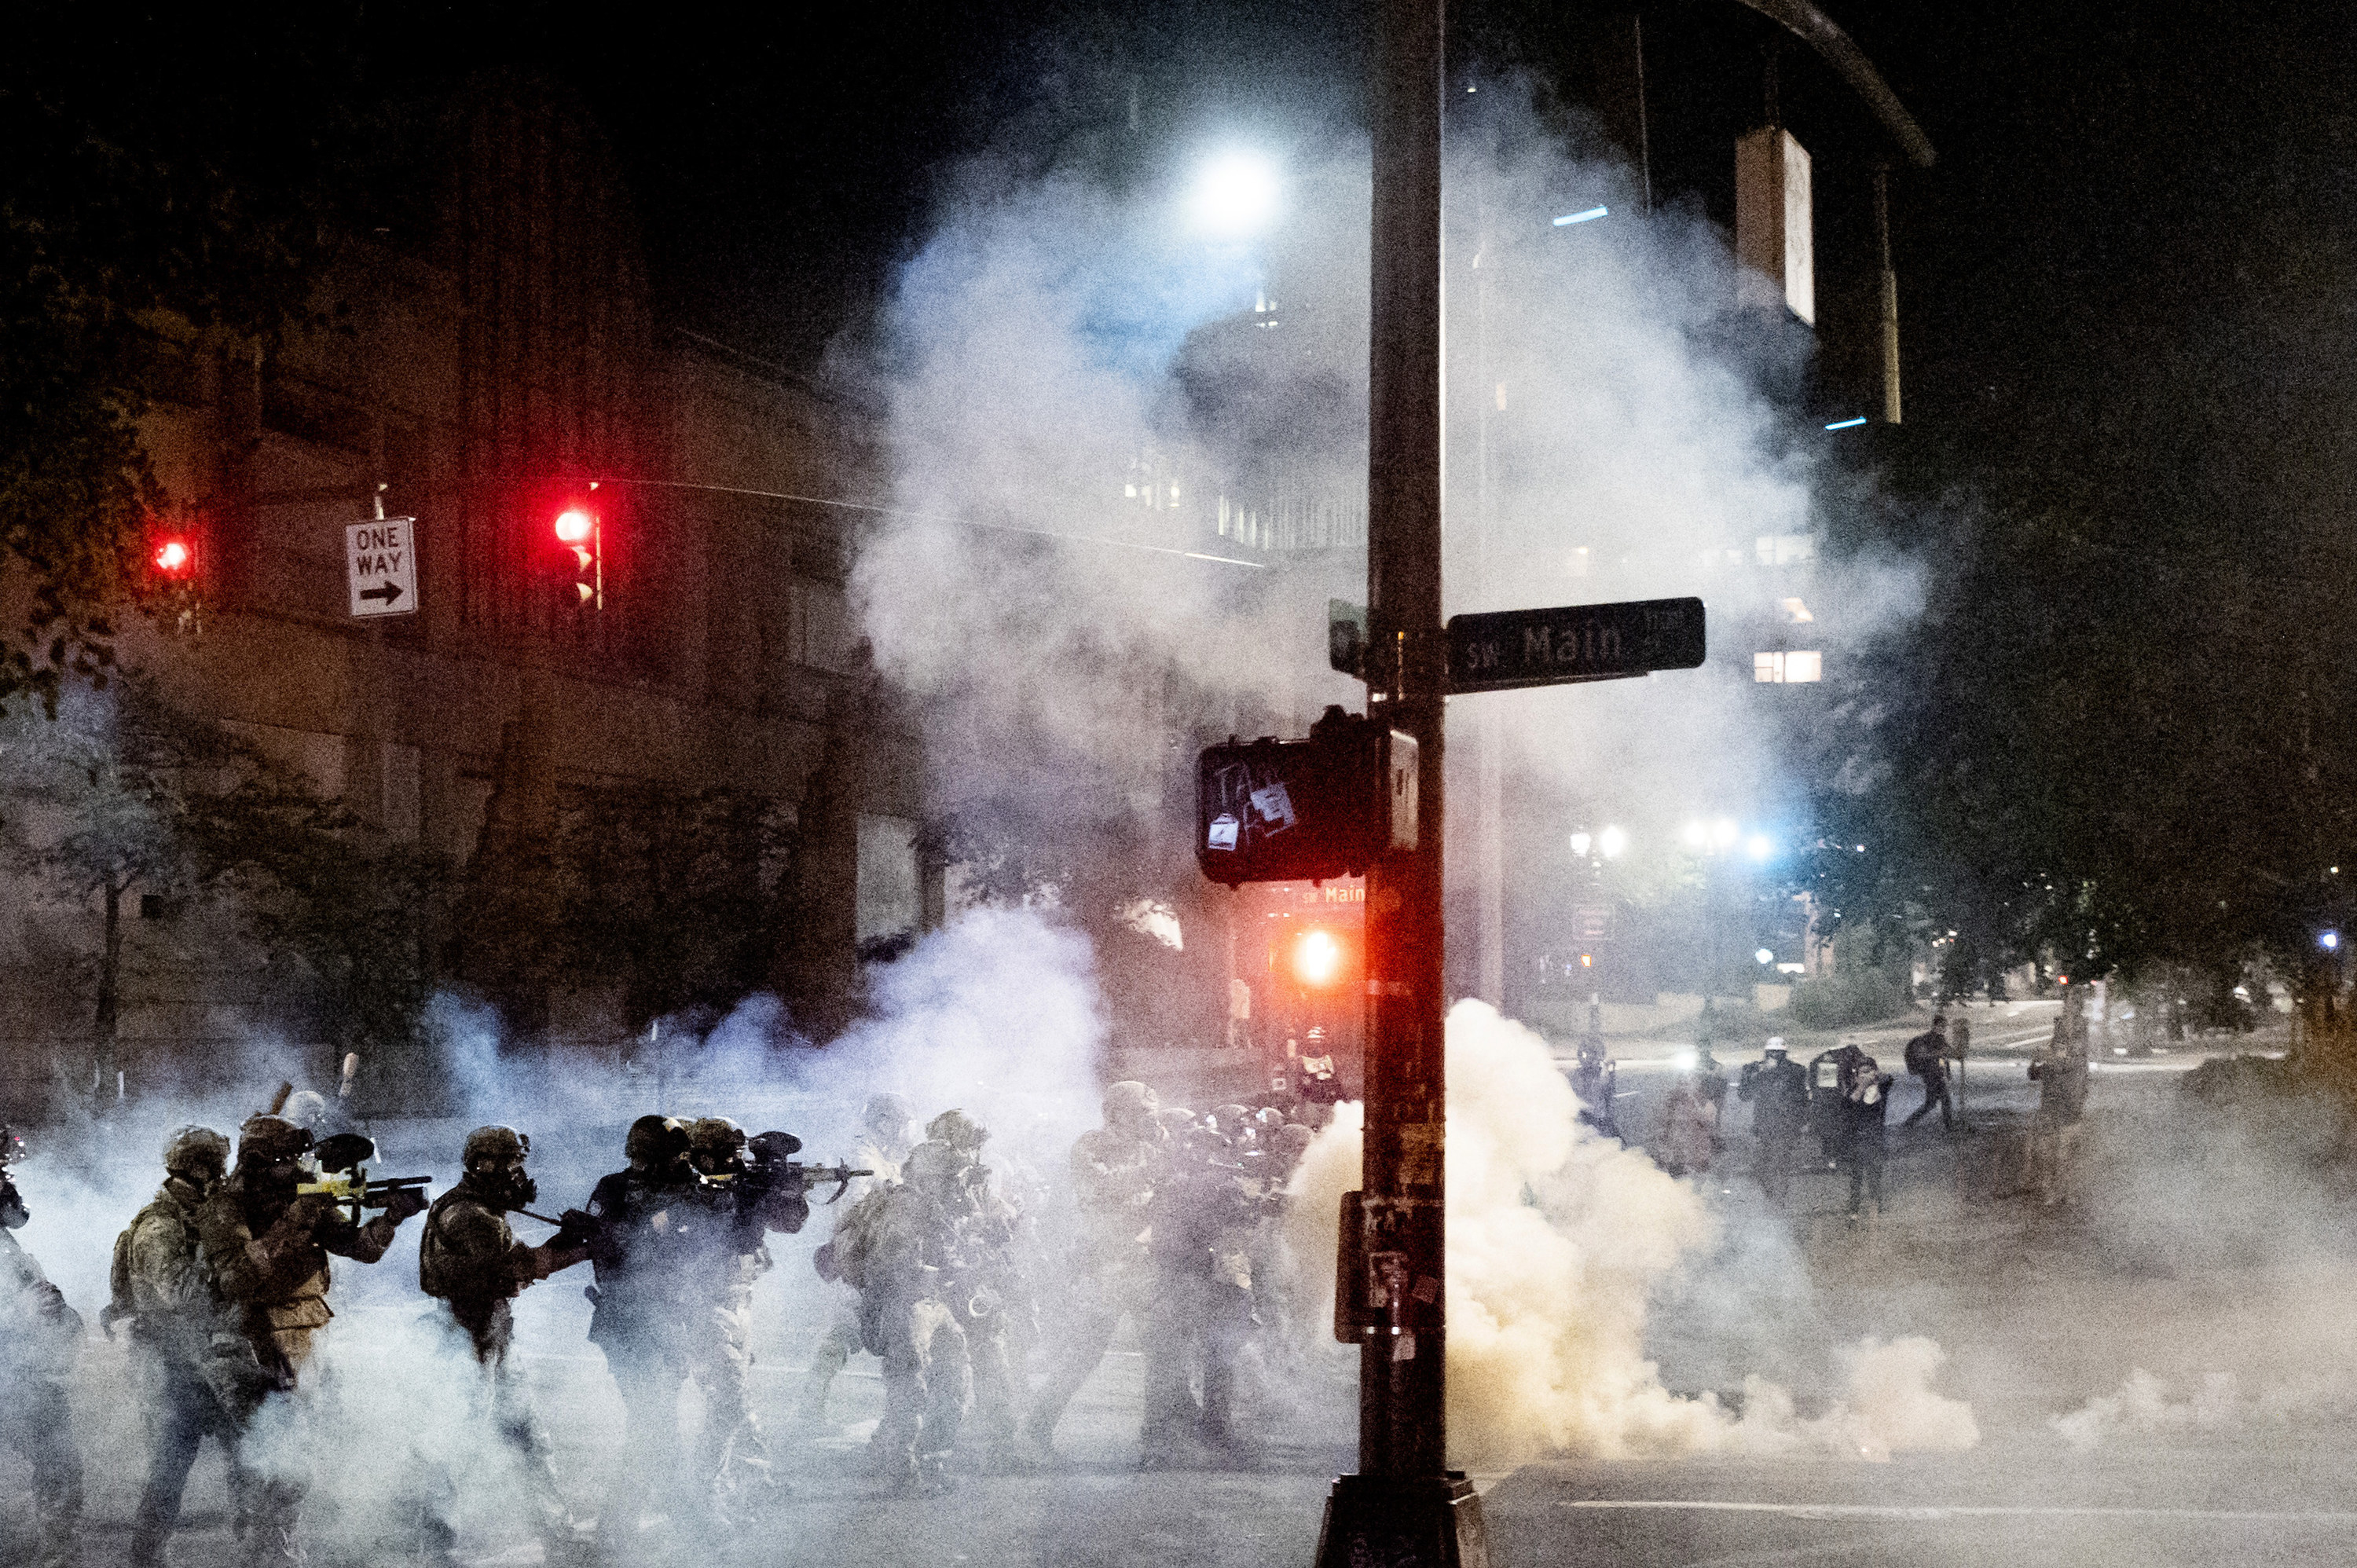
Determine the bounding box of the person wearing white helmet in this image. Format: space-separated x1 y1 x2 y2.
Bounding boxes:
1738 1040 1810 1202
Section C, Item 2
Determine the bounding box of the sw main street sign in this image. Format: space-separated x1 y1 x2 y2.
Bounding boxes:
1446 595 1705 694
346 516 418 617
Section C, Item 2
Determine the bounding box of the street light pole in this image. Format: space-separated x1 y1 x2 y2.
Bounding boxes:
1314 0 1488 1555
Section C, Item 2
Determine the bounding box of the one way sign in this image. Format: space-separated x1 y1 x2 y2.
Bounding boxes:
346 517 418 618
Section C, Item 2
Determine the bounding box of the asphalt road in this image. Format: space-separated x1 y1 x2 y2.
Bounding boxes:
16 1015 2348 1567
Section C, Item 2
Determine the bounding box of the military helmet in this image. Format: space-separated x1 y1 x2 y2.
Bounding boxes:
463 1125 530 1171
281 1089 328 1130
903 1139 963 1189
1154 1105 1196 1137
1211 1104 1253 1137
625 1115 689 1164
1102 1080 1158 1133
925 1108 987 1154
863 1093 914 1137
163 1125 232 1182
237 1114 313 1164
689 1116 749 1162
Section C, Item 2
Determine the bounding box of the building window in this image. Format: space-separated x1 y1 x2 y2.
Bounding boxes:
1754 650 1824 683
856 815 922 945
1780 596 1813 623
1754 533 1816 566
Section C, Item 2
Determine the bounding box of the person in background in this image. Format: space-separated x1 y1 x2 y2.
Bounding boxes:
1738 1040 1810 1201
1838 1052 1895 1220
1901 1015 1956 1131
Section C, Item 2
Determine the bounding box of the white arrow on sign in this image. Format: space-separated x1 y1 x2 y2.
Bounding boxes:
346 517 418 618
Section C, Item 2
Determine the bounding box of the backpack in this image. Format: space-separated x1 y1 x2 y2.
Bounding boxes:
1904 1033 1941 1074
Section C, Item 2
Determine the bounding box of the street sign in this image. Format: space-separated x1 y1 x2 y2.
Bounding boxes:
1446 595 1704 694
346 516 417 618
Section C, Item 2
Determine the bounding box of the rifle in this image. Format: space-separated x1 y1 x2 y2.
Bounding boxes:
297 1131 430 1223
744 1129 871 1206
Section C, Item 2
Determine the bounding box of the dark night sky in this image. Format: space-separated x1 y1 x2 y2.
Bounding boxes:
429 0 2356 462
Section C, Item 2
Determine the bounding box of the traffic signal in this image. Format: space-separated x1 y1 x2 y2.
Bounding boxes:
152 536 193 576
1197 705 1417 886
552 496 600 610
1292 927 1348 987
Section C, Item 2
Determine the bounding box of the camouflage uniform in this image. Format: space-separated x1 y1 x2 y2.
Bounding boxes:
417 1126 587 1549
834 1141 977 1493
0 1209 83 1568
682 1119 809 1510
1139 1126 1260 1466
120 1127 234 1568
197 1116 420 1565
1022 1083 1164 1454
800 1097 914 1423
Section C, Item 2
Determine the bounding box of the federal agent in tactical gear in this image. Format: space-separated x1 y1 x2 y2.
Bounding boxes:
416 1125 589 1554
831 1139 981 1493
116 1125 234 1567
580 1116 718 1544
802 1094 918 1424
197 1112 427 1563
0 1140 85 1568
681 1116 809 1510
1138 1116 1265 1468
1022 1082 1166 1457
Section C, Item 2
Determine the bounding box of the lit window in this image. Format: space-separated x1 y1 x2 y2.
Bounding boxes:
1780 596 1813 623
1754 650 1824 683
1124 483 1137 498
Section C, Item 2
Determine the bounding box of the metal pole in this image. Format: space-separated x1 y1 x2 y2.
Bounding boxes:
1314 0 1486 1553
1875 165 1902 425
1474 160 1505 1010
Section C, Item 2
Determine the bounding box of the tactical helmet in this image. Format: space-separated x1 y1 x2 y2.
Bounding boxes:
903 1139 962 1189
1102 1080 1158 1134
863 1093 915 1138
625 1115 689 1165
1211 1104 1253 1137
689 1117 749 1167
237 1115 313 1165
462 1125 530 1171
1764 1036 1787 1056
1154 1106 1196 1137
1253 1107 1285 1133
1271 1123 1318 1163
925 1108 987 1154
163 1125 232 1183
282 1089 328 1130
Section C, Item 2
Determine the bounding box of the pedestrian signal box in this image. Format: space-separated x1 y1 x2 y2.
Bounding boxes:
1198 707 1417 887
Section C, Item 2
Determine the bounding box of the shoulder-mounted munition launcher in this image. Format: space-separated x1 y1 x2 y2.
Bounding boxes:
296 1132 430 1222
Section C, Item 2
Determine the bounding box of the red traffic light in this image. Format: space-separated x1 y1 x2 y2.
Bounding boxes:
553 508 594 544
152 537 193 574
1292 928 1346 987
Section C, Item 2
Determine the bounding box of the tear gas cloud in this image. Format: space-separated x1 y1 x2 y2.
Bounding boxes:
852 81 1922 842
1287 1002 1978 1464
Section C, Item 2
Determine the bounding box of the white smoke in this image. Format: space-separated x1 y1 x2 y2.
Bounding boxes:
1288 1001 1977 1464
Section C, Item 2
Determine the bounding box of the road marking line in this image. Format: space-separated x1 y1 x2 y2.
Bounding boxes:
1556 1500 2357 1524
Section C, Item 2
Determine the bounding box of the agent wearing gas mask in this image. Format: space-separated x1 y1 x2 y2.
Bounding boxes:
416 1125 591 1559
0 1130 85 1568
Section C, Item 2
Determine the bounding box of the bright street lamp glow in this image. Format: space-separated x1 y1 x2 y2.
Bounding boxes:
1569 832 1593 858
1189 152 1281 238
1710 818 1739 850
1552 206 1608 226
2322 930 2342 953
1598 826 1627 859
1681 822 1707 850
1755 948 1776 965
1746 833 1774 861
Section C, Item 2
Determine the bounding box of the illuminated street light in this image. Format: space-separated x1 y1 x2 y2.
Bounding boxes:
1681 822 1707 850
1189 151 1281 238
1710 818 1739 851
1569 831 1593 858
1755 947 1776 965
1598 826 1627 859
2322 930 2341 953
1746 833 1774 861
